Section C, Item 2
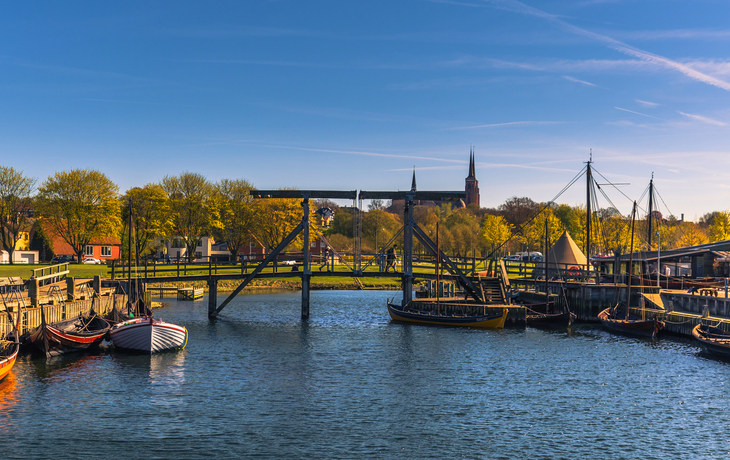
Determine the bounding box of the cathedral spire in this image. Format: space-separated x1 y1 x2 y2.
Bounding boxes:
468 146 476 179
411 167 417 192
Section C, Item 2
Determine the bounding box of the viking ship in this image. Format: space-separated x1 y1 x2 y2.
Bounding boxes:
387 300 508 329
692 324 730 358
27 306 110 357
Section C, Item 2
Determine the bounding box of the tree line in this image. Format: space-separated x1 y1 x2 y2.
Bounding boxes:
1 165 728 265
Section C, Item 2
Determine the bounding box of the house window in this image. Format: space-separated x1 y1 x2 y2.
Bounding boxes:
85 246 94 256
321 242 326 248
311 242 316 248
195 252 202 259
101 246 112 257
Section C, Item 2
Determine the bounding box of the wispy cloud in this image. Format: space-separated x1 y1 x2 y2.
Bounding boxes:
481 0 730 92
445 121 565 130
563 75 597 86
635 99 660 108
614 107 667 121
612 29 730 41
677 111 728 126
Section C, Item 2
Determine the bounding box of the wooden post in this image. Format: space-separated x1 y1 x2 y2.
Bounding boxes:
402 193 414 306
66 277 76 301
111 260 116 280
208 278 218 318
93 275 101 296
29 278 39 307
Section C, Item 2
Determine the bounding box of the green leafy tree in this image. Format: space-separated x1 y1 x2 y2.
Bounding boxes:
121 184 173 261
162 172 220 262
362 209 401 253
217 179 256 260
709 211 730 242
36 169 121 262
0 166 36 264
480 214 512 256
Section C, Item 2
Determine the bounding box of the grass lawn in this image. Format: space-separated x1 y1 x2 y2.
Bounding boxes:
0 263 109 280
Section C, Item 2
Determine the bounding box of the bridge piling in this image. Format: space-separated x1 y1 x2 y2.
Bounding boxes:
208 278 218 318
302 194 311 320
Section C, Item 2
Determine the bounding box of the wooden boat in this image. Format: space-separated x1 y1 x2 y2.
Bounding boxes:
109 317 188 354
387 301 508 329
598 307 663 338
527 309 576 328
27 306 110 357
0 310 20 381
692 324 730 358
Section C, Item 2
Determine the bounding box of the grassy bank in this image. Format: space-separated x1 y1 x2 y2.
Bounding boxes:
0 263 108 279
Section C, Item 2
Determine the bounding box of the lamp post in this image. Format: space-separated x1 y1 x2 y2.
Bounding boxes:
656 231 660 288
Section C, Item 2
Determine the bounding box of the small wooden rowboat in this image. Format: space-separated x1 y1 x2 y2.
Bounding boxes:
598 308 664 339
109 317 188 354
387 301 508 329
527 310 576 328
692 324 730 358
0 310 20 381
27 307 110 357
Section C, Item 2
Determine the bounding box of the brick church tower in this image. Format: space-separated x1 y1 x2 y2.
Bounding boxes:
465 147 480 207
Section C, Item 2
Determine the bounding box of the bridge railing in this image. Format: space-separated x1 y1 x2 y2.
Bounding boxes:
501 260 599 283
108 252 493 279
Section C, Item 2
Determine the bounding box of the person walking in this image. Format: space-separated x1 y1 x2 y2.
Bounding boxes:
320 246 331 271
386 244 398 272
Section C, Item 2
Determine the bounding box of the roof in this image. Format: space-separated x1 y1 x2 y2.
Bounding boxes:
546 231 587 266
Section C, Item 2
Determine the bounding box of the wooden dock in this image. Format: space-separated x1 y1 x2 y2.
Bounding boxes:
177 287 204 301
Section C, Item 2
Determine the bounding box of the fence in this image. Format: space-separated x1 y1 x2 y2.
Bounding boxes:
0 294 123 336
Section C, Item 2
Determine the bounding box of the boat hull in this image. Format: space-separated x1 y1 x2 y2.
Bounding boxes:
527 310 576 328
28 316 110 356
387 302 507 329
598 308 663 338
0 343 19 382
692 324 730 358
110 318 188 354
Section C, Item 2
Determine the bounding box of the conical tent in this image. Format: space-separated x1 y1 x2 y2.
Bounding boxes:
546 231 587 267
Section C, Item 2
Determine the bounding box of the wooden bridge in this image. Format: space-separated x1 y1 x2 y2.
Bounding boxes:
111 189 514 320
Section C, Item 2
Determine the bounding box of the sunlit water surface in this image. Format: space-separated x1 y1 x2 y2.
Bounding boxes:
1 290 729 459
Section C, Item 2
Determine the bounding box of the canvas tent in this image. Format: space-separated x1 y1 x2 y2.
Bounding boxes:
546 231 587 273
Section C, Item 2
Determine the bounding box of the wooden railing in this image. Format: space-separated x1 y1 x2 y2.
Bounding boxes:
31 262 70 284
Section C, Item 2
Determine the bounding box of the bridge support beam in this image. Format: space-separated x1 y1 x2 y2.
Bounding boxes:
302 195 311 320
402 193 414 307
208 278 218 318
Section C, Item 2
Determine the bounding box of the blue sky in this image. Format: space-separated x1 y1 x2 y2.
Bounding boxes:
2 1 730 220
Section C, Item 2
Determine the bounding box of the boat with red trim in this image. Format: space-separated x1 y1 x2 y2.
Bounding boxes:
27 306 110 357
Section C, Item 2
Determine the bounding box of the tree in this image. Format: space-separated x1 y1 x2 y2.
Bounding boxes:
519 208 563 251
480 214 512 256
671 221 708 248
367 199 385 212
709 211 730 242
499 196 540 228
361 209 401 252
36 169 121 262
162 172 219 262
0 166 36 264
255 194 321 253
121 184 173 261
217 179 256 260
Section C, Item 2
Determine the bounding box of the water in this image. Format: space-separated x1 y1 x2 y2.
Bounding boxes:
1 290 729 459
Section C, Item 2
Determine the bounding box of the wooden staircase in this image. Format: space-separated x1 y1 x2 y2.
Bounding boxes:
475 277 510 304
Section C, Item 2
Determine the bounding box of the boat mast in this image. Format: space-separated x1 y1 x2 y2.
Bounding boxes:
647 173 654 249
127 198 133 316
586 151 592 260
436 221 440 315
626 201 637 321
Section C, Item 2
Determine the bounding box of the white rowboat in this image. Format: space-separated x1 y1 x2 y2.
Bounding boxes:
110 317 188 354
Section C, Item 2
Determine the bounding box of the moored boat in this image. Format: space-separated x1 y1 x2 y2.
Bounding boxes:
692 324 730 358
527 309 576 328
0 310 21 381
598 307 664 339
27 306 111 357
387 301 508 329
109 317 188 354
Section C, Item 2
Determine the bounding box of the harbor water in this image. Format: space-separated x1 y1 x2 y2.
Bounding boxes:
2 290 730 459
